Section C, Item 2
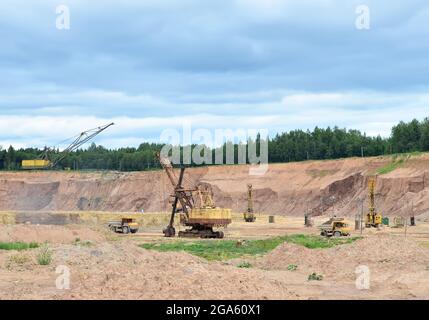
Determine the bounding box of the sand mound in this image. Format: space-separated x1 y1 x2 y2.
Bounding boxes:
1 233 429 299
255 234 429 280
58 242 298 300
0 241 297 300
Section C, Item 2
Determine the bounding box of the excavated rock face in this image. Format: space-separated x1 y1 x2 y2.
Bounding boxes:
0 154 428 217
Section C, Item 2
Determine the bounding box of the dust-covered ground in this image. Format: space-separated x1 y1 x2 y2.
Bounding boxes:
1 217 429 300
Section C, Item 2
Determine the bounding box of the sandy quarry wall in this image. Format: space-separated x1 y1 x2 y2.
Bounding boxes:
0 211 170 227
0 211 260 226
0 154 428 217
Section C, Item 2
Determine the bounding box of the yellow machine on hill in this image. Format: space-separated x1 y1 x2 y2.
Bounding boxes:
21 159 52 170
157 152 231 238
243 184 256 222
21 123 114 170
365 177 382 228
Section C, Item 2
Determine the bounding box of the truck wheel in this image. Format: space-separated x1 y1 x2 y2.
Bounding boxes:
333 231 341 237
130 229 138 234
163 226 175 237
122 226 129 234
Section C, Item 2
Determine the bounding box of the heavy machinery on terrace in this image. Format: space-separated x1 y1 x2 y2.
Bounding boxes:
365 176 382 228
243 184 256 222
21 123 114 170
156 152 231 238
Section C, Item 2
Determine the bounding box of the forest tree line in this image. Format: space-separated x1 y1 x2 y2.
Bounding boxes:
0 117 428 171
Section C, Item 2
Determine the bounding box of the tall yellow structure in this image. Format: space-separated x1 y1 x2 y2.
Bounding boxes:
365 177 382 228
243 184 256 222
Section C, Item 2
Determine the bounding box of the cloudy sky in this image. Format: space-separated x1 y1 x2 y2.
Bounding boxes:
1 0 428 149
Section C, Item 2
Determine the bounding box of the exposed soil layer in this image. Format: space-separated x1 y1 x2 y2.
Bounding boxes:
1 154 429 217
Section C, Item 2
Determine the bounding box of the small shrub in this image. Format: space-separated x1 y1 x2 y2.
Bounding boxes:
73 238 93 247
10 253 30 264
5 252 33 271
237 261 252 268
287 264 298 271
37 244 52 265
308 272 323 281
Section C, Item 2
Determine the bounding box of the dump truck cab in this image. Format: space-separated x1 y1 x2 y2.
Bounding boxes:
108 217 139 234
320 217 351 237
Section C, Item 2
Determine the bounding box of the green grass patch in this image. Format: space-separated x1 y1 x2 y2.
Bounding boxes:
0 242 39 251
377 159 404 175
140 234 361 261
375 151 426 175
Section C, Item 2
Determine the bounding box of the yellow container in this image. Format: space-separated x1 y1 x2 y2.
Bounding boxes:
21 159 51 169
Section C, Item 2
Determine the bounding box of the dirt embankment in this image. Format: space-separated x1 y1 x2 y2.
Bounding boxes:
0 154 429 217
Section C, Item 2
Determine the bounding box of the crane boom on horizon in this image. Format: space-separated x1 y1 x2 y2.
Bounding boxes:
21 122 114 170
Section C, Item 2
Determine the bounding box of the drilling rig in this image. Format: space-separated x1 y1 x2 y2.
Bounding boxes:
21 123 114 170
365 176 382 228
243 184 256 222
157 152 231 238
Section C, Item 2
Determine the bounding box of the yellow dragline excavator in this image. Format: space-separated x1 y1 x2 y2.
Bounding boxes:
21 123 114 170
156 152 231 238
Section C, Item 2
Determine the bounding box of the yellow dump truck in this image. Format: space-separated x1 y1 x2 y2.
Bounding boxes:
21 159 51 170
108 218 139 234
320 217 351 237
